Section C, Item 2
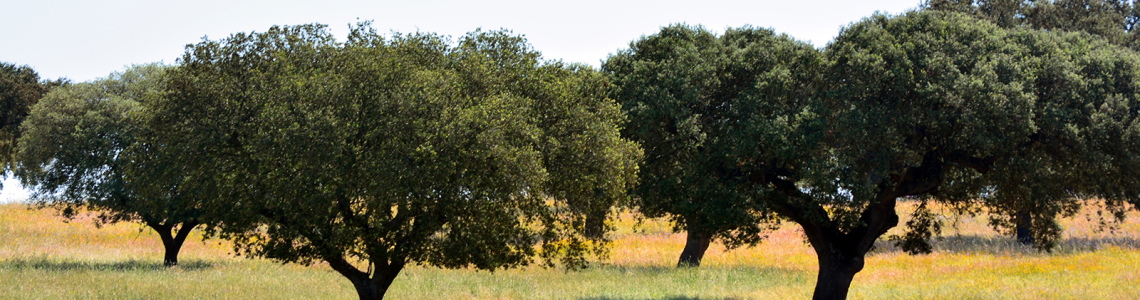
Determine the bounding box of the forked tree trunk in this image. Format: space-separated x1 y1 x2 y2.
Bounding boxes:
147 220 200 267
328 257 405 300
1015 210 1034 245
800 194 899 299
677 229 712 267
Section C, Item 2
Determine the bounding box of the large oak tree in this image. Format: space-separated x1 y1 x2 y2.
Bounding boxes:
798 11 1140 298
608 10 1140 300
151 24 640 300
923 0 1140 245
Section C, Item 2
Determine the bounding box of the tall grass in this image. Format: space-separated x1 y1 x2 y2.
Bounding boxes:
3 202 1139 299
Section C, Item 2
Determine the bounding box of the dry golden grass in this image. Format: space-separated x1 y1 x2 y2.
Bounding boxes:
3 201 1140 299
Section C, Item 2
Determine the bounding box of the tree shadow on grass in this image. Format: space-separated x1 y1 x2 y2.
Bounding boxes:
872 235 1140 255
578 297 742 300
588 264 803 277
0 258 220 271
574 265 801 300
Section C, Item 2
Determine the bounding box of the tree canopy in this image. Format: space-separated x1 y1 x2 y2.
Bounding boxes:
924 0 1140 48
603 24 823 267
808 10 1140 299
0 62 64 186
923 0 1140 246
151 24 640 300
606 10 1140 300
15 64 207 266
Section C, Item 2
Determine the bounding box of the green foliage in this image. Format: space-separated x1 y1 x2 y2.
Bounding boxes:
888 200 942 254
15 64 180 222
602 10 1140 298
825 10 1038 215
153 23 640 298
0 62 64 185
924 0 1140 48
14 64 206 266
826 10 1140 252
603 24 823 248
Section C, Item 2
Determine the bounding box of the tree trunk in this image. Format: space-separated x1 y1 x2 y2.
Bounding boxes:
328 257 404 300
1015 210 1034 245
584 208 607 240
148 220 200 267
347 276 387 300
800 194 898 299
677 229 712 267
812 253 864 300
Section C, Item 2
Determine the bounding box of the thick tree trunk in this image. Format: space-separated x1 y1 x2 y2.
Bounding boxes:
677 229 712 267
147 220 200 267
800 194 899 300
812 253 864 300
328 257 405 300
1015 210 1034 245
347 276 388 300
584 208 607 240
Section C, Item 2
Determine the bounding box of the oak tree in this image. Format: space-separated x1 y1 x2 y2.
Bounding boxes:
604 24 822 267
923 0 1140 245
783 11 1140 298
15 64 207 266
152 24 640 300
609 11 1140 300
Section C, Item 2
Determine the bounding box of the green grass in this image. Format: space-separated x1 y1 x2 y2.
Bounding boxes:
3 202 1140 299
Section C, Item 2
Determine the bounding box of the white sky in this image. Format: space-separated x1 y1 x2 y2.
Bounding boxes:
0 0 921 202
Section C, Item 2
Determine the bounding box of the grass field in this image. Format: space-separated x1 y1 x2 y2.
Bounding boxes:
3 201 1140 299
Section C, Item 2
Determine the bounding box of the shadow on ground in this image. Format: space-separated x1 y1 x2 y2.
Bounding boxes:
0 258 220 271
579 297 741 300
871 235 1140 255
588 264 803 277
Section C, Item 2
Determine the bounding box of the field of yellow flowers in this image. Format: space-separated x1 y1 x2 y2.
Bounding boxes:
3 201 1139 299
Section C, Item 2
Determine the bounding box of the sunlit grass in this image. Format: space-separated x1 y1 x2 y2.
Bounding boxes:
3 201 1140 299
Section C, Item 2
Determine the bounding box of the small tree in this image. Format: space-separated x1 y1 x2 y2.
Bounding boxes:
152 24 640 300
15 64 207 266
604 24 823 267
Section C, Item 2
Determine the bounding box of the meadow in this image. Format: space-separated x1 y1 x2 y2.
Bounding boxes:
3 201 1140 299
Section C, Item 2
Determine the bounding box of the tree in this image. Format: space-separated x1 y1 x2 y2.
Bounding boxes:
603 24 822 267
612 10 1140 299
151 24 640 300
924 0 1140 246
15 64 208 266
752 11 1140 299
0 62 64 186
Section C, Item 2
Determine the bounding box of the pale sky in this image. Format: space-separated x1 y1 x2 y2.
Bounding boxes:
0 0 921 202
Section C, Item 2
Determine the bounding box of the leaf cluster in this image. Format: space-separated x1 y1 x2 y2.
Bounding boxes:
0 62 65 183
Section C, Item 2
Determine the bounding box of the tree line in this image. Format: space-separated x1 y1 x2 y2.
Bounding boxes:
6 2 1140 299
